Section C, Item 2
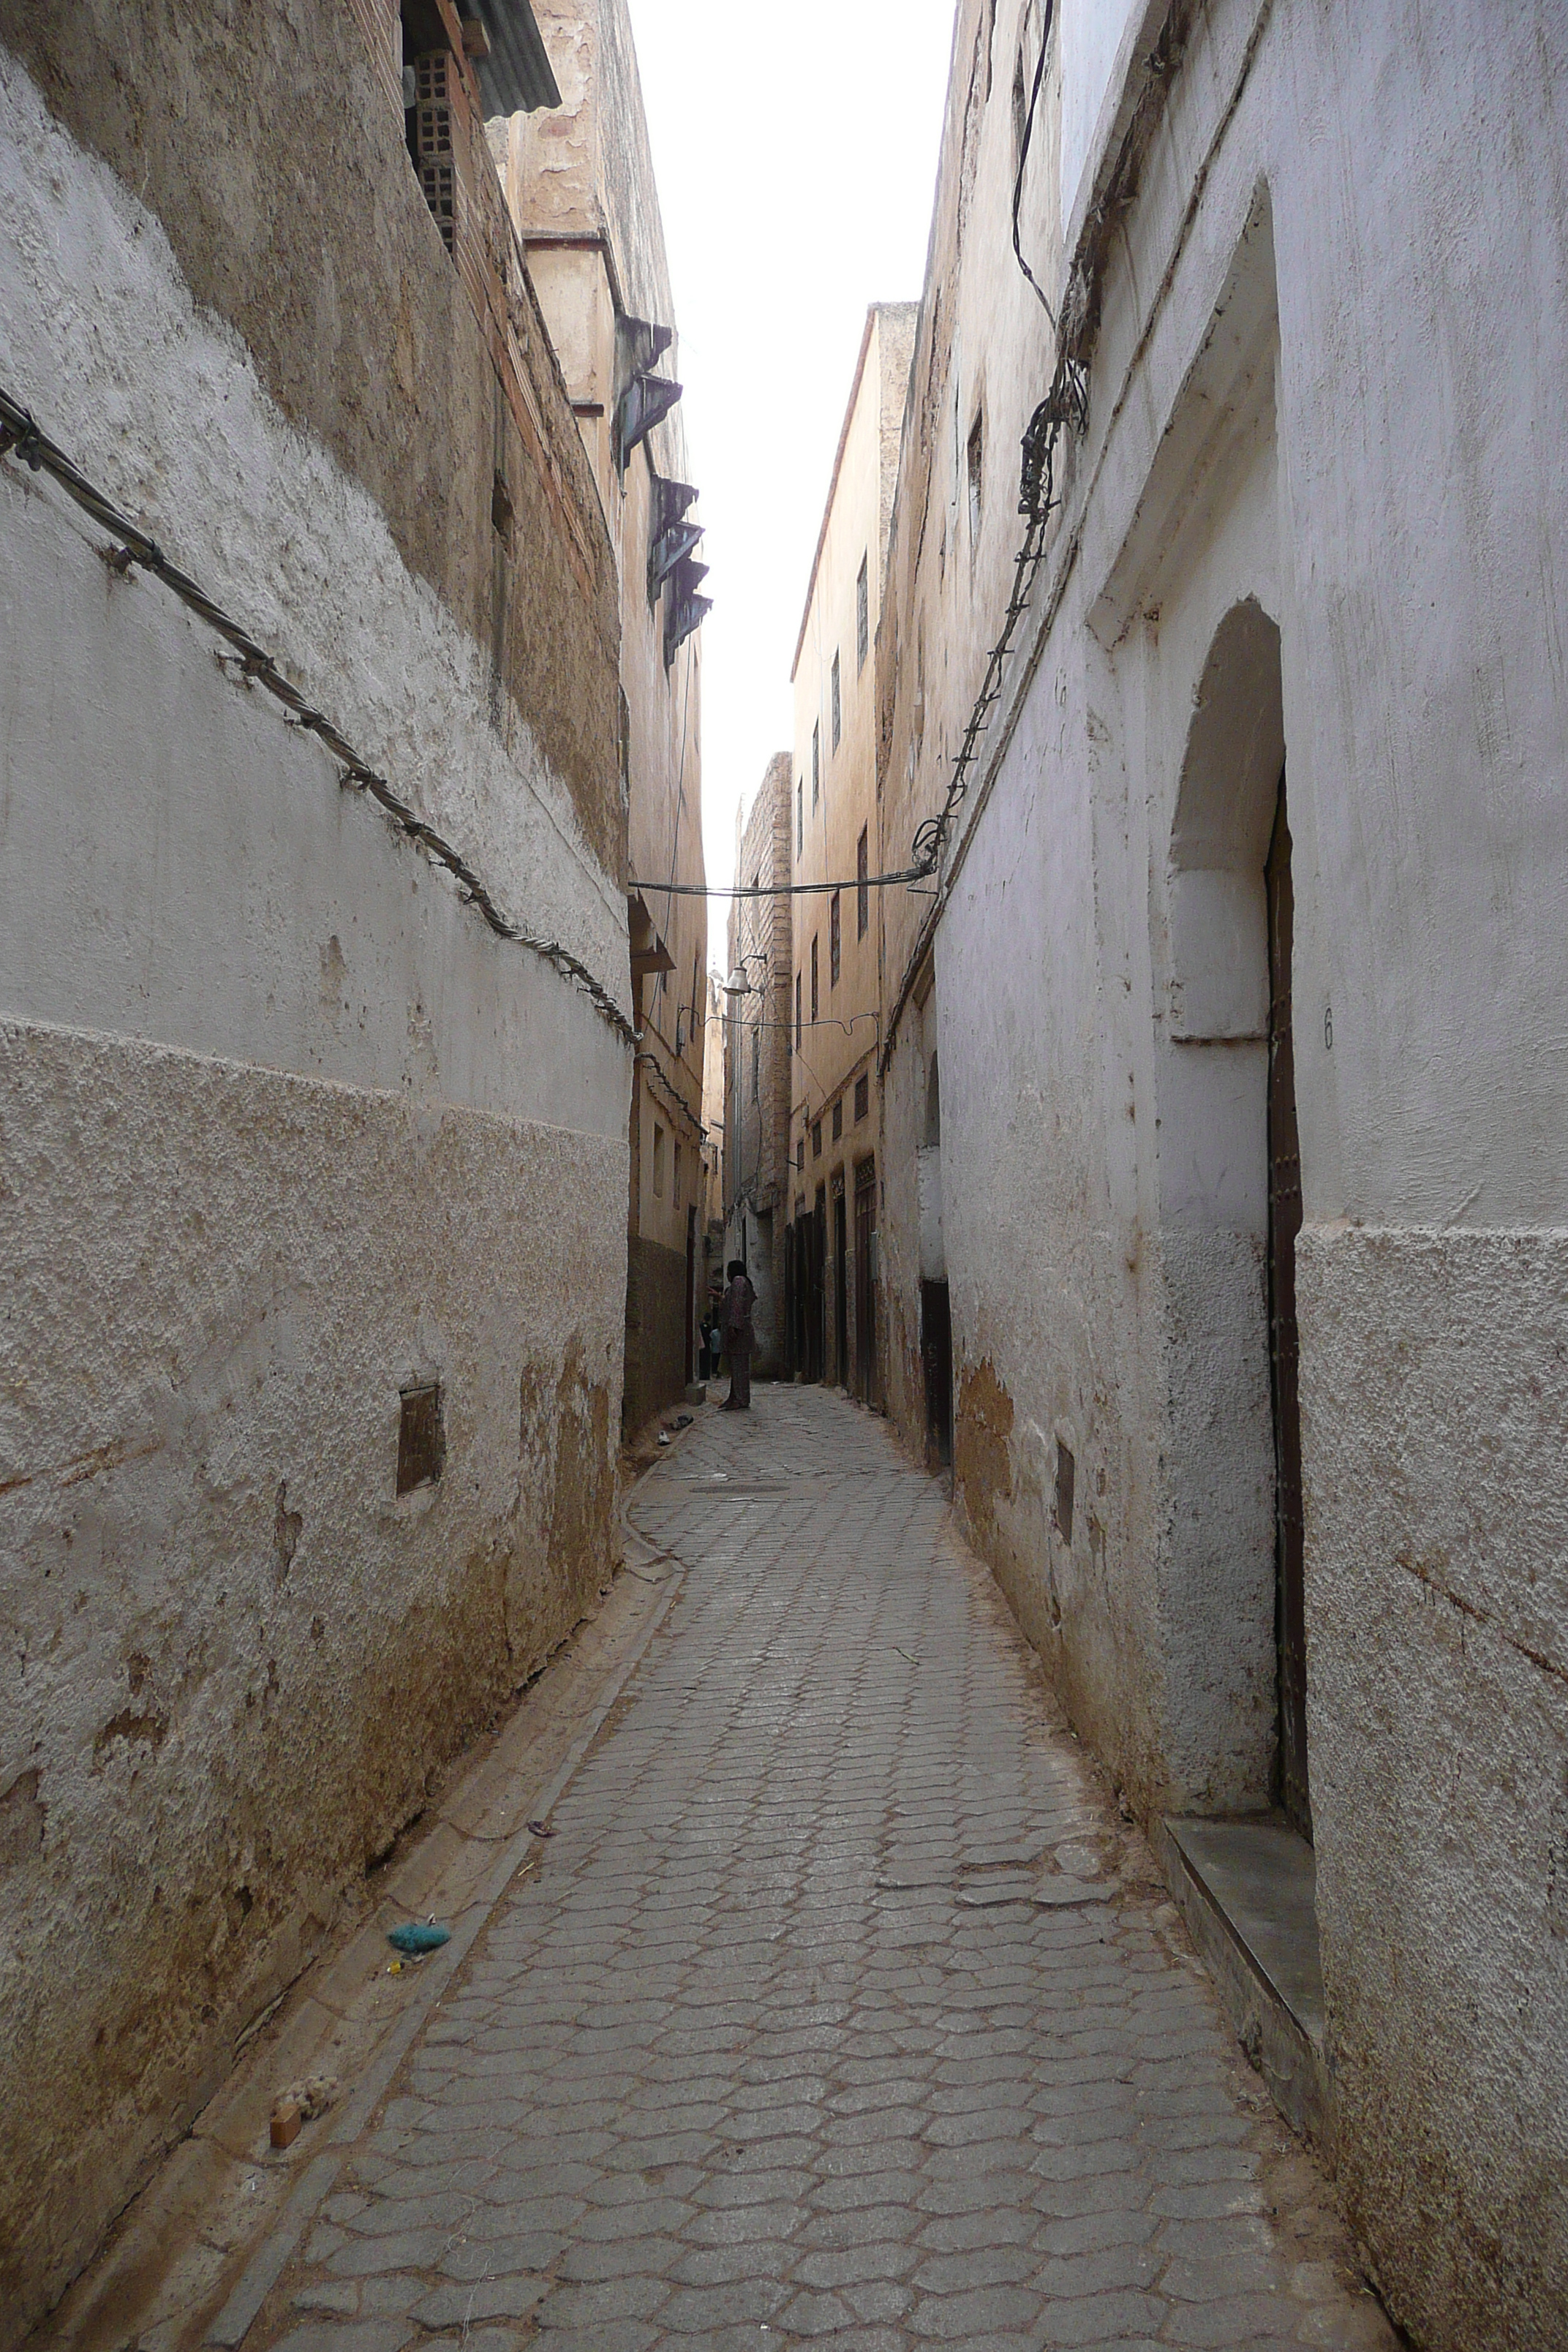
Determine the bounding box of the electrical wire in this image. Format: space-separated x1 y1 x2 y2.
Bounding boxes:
0 385 636 1048
1011 0 1059 326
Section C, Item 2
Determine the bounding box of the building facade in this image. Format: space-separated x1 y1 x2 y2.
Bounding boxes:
787 304 916 1398
872 4 1568 2347
723 753 794 1375
0 1 641 2335
494 0 709 1436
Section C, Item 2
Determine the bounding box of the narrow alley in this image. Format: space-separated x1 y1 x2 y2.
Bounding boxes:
225 1391 1390 2351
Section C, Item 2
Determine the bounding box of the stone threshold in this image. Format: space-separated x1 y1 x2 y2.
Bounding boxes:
1153 1812 1335 2160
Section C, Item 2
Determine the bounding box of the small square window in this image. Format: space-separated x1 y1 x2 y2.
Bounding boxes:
829 890 841 988
855 1073 869 1123
856 827 869 938
856 554 869 673
831 652 842 752
832 1098 843 1143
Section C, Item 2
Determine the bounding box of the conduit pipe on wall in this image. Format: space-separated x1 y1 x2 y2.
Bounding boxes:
0 385 636 1048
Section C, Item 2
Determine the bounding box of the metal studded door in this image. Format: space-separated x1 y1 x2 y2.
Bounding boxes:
1266 777 1311 1841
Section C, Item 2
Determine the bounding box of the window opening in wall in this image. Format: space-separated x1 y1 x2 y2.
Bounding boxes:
796 971 802 1049
397 1380 445 1496
857 828 870 938
832 1098 843 1143
855 1074 869 1123
811 935 819 1022
856 554 870 673
1055 1440 1076 1545
652 1121 666 1197
967 410 984 547
831 652 842 751
797 1137 805 1172
925 1050 941 1146
751 1026 760 1102
410 47 464 255
618 687 630 816
813 1118 823 1158
796 774 804 856
674 1143 683 1207
830 891 842 987
812 721 821 807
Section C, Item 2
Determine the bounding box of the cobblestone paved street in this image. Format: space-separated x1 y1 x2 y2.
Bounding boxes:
251 1387 1393 2352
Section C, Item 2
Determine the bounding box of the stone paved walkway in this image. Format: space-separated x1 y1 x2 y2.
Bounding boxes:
252 1386 1392 2352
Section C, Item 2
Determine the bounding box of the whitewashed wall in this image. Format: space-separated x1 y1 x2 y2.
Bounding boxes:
880 1 1568 2345
0 46 629 2340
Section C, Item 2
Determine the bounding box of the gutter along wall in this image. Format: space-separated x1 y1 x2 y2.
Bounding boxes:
0 4 628 2336
873 1 1568 2345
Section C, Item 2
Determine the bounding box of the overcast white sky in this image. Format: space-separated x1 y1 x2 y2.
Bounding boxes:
625 0 957 958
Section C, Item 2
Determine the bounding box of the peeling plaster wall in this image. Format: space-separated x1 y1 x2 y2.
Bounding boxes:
875 0 1568 2341
0 27 628 2340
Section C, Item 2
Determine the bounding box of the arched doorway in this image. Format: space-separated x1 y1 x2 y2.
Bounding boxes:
1160 597 1308 1828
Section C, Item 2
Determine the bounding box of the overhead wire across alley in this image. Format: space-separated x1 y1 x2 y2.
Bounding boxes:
0 385 638 1049
665 3 1082 920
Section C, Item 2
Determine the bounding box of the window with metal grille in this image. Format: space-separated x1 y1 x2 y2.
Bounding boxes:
796 970 802 1049
812 722 820 807
797 1136 804 1171
811 935 818 1022
829 891 841 988
855 1073 869 1123
856 554 869 673
856 827 869 938
832 1098 843 1143
831 652 841 751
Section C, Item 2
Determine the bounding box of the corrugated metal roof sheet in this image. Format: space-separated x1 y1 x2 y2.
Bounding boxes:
470 0 562 114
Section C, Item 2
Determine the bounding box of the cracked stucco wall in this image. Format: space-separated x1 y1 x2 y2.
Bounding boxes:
0 20 630 2339
875 1 1568 2345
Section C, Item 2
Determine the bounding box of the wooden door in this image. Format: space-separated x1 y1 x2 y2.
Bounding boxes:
1267 777 1311 1840
853 1159 875 1401
921 1278 951 1466
832 1180 848 1386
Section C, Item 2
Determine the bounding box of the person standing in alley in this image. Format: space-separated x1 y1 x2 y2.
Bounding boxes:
720 1259 756 1410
